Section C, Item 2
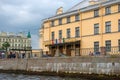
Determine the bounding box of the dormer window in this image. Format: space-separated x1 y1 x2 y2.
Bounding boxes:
105 6 111 15
67 16 70 23
75 14 79 21
94 9 99 17
51 20 54 27
118 4 120 12
59 18 62 25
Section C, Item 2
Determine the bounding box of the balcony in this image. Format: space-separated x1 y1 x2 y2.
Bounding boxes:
44 37 80 46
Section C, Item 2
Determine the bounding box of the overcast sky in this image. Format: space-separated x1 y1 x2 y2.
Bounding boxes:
0 0 82 49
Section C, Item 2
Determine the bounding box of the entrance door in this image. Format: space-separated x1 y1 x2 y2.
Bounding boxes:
75 44 80 56
51 46 56 57
66 45 71 56
59 46 63 56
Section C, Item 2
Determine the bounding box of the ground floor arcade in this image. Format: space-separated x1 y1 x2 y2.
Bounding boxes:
46 41 80 57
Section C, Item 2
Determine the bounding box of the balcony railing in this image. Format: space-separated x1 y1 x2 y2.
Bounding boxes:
44 37 80 46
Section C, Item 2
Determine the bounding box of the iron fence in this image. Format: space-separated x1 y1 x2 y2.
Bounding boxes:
80 46 120 57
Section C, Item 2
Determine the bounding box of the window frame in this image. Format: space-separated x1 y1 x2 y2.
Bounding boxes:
59 30 62 39
118 19 120 31
118 4 120 12
59 18 62 25
75 27 80 37
51 20 54 27
75 14 80 21
51 31 55 40
94 9 99 17
67 16 70 23
105 40 111 52
66 28 71 38
105 21 111 33
118 39 120 51
94 41 99 52
105 6 111 15
94 23 99 35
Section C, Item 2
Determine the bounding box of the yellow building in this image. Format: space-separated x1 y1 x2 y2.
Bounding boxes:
32 49 42 58
40 0 120 56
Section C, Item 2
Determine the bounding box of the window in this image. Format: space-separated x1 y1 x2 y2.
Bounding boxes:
3 39 4 42
118 4 120 12
105 21 111 33
118 40 120 51
51 20 54 27
59 18 62 25
75 27 80 37
9 39 11 42
94 23 99 35
18 44 20 47
15 39 17 42
94 42 99 52
67 16 70 23
59 30 62 39
94 9 99 17
67 28 71 38
105 40 111 52
15 44 17 47
105 6 111 15
51 32 55 40
118 20 120 31
75 14 79 21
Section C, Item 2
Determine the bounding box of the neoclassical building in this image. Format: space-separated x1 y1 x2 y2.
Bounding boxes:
0 32 31 52
40 0 120 56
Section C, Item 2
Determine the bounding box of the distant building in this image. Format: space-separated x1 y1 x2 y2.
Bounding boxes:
40 0 120 56
32 49 42 58
0 32 31 51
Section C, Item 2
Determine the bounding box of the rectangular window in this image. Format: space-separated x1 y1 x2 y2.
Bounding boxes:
67 28 71 38
94 23 99 35
94 42 99 52
118 40 120 51
75 27 80 37
9 39 11 42
105 6 111 15
51 32 55 40
105 40 111 52
59 18 62 25
67 16 70 23
75 14 79 21
94 9 99 17
118 4 120 12
59 30 62 39
51 20 54 27
3 39 4 42
118 20 120 31
105 21 111 33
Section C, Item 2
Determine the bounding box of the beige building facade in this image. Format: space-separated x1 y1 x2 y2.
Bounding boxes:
40 0 120 56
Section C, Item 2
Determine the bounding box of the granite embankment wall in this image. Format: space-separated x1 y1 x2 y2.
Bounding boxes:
0 57 120 75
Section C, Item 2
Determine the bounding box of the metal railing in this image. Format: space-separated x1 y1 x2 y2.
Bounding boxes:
80 46 120 57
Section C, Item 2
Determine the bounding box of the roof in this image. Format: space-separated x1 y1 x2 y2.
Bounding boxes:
43 0 120 22
27 32 31 38
67 0 89 12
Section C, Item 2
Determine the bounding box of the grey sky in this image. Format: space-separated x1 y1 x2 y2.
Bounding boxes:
0 0 81 49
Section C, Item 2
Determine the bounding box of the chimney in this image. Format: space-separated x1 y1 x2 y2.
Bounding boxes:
56 7 63 15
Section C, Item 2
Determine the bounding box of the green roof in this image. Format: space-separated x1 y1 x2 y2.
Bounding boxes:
27 32 31 38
